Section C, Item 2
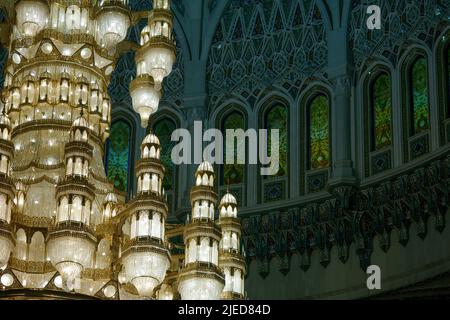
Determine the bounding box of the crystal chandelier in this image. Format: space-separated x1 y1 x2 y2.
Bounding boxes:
178 162 225 300
0 112 14 270
0 0 246 300
131 0 176 127
46 112 97 289
120 133 171 297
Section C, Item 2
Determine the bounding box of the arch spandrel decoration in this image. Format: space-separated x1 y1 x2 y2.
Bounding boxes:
207 0 328 110
109 51 137 106
349 0 450 71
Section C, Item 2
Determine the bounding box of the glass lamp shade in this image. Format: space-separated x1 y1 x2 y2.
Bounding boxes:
142 46 176 86
130 75 161 128
96 9 130 50
153 0 170 10
178 278 224 300
15 0 49 37
122 251 170 297
0 237 13 268
157 284 174 300
47 236 96 286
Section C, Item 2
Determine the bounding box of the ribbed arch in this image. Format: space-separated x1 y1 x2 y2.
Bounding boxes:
207 0 328 110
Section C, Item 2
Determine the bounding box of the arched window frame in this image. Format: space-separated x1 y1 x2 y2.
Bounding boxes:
300 86 331 194
401 49 431 161
363 66 394 177
214 104 248 206
258 96 289 204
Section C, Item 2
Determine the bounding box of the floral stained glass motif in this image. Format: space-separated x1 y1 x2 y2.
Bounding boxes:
107 121 131 193
309 96 330 169
222 112 245 185
154 119 176 190
410 58 430 135
372 74 392 150
265 105 288 177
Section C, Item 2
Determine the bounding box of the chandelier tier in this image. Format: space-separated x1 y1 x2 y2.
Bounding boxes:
0 0 246 300
131 0 176 127
120 133 171 297
0 113 15 270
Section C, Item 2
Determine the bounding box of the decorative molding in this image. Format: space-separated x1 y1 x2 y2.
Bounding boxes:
242 152 450 276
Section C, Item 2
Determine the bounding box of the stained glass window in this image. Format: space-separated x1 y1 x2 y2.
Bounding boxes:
447 47 450 117
106 121 131 193
222 112 245 185
410 57 430 135
309 95 330 169
372 74 392 150
153 119 176 190
264 105 288 177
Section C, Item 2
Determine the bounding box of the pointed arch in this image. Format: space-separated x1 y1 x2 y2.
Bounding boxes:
361 63 395 177
257 95 290 203
210 99 251 206
400 47 431 161
206 0 328 111
299 84 332 194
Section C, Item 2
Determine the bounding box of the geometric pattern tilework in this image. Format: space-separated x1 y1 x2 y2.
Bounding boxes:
349 0 450 70
207 0 328 109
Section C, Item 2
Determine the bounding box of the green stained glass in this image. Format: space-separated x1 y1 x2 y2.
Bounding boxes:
411 58 430 134
107 121 131 193
222 112 245 185
373 74 392 150
265 105 288 177
154 119 177 190
309 95 330 169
